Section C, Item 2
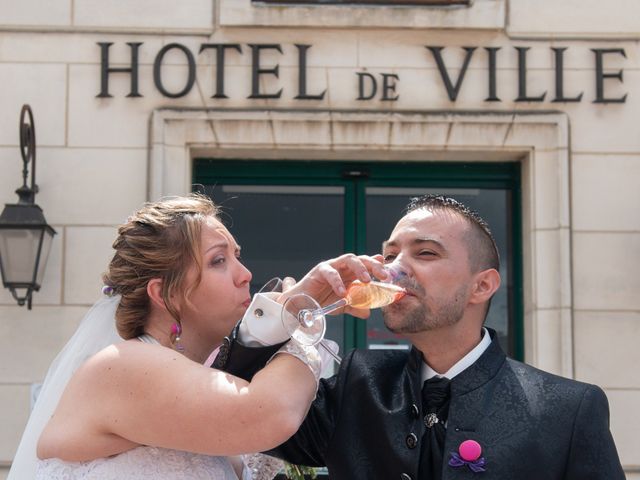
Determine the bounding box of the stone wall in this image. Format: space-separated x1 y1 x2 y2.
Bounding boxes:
0 0 638 475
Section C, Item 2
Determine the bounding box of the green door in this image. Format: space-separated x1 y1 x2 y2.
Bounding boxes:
194 160 523 359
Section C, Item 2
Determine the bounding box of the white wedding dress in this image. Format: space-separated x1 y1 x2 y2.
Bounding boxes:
36 446 283 480
27 306 285 480
36 446 238 479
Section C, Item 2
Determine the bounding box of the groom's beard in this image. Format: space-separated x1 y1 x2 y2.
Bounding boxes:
382 279 466 334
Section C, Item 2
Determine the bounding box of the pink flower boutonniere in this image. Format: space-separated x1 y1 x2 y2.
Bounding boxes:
449 439 486 473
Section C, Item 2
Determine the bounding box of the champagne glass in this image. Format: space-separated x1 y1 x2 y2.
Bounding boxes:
281 264 408 364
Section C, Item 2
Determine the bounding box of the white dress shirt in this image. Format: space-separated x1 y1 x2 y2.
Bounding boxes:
421 327 491 382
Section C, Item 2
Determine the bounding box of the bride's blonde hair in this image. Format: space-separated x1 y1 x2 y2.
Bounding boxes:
103 194 220 339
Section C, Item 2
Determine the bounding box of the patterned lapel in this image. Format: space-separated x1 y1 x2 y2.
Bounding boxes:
443 330 507 479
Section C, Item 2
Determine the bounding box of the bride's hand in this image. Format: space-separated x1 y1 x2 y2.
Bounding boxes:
277 254 386 319
281 276 297 291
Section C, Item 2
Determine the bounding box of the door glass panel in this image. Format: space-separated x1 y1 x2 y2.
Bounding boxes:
203 184 346 350
365 187 512 352
195 160 520 360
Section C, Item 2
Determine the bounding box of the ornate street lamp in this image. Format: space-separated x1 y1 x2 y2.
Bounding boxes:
0 105 56 309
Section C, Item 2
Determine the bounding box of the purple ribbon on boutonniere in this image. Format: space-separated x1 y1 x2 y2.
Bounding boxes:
449 439 486 473
448 451 486 473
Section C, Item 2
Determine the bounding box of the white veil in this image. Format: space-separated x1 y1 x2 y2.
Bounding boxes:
8 295 123 479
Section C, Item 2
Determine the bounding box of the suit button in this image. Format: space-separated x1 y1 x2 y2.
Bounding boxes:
400 474 412 480
405 433 418 449
410 403 420 418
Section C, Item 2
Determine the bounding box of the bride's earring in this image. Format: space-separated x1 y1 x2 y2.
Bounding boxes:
170 322 185 352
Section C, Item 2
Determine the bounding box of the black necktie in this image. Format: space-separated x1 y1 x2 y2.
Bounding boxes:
419 376 451 480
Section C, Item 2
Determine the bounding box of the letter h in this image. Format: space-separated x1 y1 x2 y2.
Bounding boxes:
97 42 142 98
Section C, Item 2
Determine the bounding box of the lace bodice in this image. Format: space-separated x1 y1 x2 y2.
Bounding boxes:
36 446 283 480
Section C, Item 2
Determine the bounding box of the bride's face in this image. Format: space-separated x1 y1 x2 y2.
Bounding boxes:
178 217 253 343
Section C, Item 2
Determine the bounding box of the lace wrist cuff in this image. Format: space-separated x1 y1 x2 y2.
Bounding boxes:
268 340 321 384
242 453 284 480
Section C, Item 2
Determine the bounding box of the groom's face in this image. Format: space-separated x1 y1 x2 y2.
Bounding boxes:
381 208 474 334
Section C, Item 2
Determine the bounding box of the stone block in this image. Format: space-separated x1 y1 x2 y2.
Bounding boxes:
572 154 640 232
74 0 213 31
164 119 216 147
573 232 640 311
447 121 511 148
537 308 572 377
0 64 66 147
389 119 450 148
574 311 640 389
509 0 640 38
0 0 70 27
331 119 391 148
0 32 163 64
22 147 146 226
158 145 192 198
0 148 25 206
0 385 30 464
533 228 572 309
608 389 640 467
0 306 87 383
212 119 274 147
504 120 566 152
63 227 117 304
531 309 564 376
272 116 332 147
531 150 570 229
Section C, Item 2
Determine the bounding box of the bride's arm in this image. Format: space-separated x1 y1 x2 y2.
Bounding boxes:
38 340 317 461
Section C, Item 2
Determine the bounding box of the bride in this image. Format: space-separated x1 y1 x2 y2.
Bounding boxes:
9 194 379 480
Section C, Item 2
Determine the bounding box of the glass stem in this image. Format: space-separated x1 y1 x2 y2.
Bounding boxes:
314 298 349 316
310 299 349 366
319 340 342 365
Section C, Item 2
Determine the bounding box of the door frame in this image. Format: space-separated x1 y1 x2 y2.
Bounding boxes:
151 107 573 377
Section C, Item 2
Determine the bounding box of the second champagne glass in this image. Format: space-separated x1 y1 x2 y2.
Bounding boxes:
257 277 341 364
281 264 408 364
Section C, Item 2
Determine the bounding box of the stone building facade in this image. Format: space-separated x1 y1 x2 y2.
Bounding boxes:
0 0 638 477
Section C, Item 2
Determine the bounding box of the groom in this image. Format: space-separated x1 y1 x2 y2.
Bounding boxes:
214 195 624 480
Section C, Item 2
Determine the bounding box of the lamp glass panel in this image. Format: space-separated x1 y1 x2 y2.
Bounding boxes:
35 230 53 286
0 228 42 283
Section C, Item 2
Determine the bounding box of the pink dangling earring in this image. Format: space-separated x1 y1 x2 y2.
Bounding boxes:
170 322 185 352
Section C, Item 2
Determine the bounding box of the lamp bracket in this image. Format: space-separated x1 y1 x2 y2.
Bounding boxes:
18 104 38 205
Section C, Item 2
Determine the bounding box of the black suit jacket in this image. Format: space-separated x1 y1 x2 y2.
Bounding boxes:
214 329 624 480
